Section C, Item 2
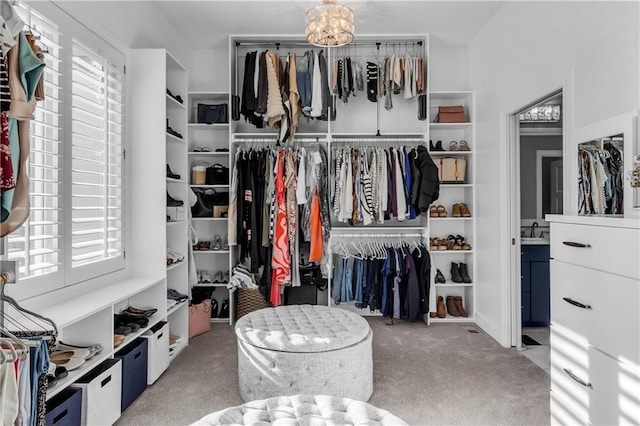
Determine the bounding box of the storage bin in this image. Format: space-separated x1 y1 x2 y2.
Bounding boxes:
115 338 148 412
46 387 82 426
71 358 122 426
166 206 186 221
142 321 170 384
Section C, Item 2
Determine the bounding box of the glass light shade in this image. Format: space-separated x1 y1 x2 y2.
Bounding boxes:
306 1 354 47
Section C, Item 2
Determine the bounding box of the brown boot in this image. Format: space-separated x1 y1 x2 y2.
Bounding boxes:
437 296 446 318
459 203 472 217
454 296 468 317
446 296 460 317
452 203 462 217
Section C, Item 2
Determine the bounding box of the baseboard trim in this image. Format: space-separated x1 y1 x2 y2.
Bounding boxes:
475 311 509 348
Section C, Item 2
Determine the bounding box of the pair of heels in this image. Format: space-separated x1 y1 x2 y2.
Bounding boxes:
429 140 446 152
446 234 472 251
429 204 448 217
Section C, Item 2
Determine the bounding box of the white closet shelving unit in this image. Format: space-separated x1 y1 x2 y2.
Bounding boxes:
187 91 234 325
129 49 189 357
427 91 476 323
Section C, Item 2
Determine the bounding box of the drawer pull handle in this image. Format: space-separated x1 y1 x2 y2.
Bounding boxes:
562 241 591 248
563 297 592 310
563 368 593 389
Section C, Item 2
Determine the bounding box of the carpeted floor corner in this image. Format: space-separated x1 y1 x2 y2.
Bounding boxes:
116 318 550 425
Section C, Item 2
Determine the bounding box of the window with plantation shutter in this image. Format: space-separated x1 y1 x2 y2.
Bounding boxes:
6 2 63 279
71 40 124 270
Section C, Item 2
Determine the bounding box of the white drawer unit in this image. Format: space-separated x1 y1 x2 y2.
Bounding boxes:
550 260 640 365
551 325 640 425
548 216 640 425
550 222 640 280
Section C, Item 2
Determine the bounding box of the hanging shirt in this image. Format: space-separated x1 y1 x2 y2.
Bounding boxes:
310 51 322 117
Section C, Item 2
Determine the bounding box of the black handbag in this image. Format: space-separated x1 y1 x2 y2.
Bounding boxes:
209 190 229 206
205 163 229 185
197 103 228 124
191 188 213 217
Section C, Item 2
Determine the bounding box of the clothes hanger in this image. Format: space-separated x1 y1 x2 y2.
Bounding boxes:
0 293 58 335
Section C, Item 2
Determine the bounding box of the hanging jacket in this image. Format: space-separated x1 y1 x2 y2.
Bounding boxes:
415 145 439 213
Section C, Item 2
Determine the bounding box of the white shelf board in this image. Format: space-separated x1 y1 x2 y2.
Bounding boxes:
191 217 228 222
440 183 473 188
169 339 188 361
188 123 229 128
193 283 228 288
429 217 473 221
166 220 187 226
166 132 185 143
428 151 473 156
430 250 474 254
193 250 231 254
37 277 164 328
189 184 229 189
188 91 228 98
429 90 473 98
429 123 473 129
167 299 188 316
429 316 475 323
434 283 474 287
167 261 187 272
166 94 186 109
166 177 186 184
188 152 229 156
47 352 111 400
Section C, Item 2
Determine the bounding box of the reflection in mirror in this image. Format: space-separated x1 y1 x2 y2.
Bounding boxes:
578 134 624 215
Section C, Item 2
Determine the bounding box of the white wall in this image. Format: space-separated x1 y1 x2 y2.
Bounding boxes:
54 1 191 67
468 1 639 346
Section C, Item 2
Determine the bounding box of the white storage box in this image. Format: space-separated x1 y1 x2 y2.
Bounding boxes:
71 358 122 426
166 206 186 222
142 321 170 384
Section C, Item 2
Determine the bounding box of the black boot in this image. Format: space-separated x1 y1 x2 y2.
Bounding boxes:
167 191 184 207
210 299 219 319
459 263 472 283
166 164 180 180
451 262 462 283
435 269 446 283
434 140 445 151
429 140 435 151
219 299 229 318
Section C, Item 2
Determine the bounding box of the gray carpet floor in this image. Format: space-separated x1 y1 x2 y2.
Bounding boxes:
116 319 550 425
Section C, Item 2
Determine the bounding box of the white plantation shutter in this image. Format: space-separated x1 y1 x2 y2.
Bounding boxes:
71 40 124 269
6 2 63 279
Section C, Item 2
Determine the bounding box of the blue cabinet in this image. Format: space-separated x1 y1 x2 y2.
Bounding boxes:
521 245 550 327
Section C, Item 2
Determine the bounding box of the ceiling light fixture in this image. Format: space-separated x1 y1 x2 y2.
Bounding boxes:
305 0 355 47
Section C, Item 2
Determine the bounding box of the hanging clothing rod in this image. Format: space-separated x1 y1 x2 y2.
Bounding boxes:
332 138 425 144
234 41 424 48
330 232 425 239
233 138 325 144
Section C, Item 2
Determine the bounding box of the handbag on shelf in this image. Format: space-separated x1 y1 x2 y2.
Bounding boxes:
191 188 229 217
188 299 211 338
435 105 466 123
197 103 228 124
205 163 229 185
436 157 467 184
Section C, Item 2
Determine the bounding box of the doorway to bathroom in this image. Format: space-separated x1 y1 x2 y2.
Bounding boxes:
507 89 564 372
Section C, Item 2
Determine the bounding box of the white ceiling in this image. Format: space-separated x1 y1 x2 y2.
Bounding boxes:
153 1 505 49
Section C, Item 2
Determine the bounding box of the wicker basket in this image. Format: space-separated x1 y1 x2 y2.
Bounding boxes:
236 288 271 319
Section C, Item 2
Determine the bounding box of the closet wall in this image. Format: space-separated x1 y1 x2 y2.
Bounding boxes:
468 1 640 346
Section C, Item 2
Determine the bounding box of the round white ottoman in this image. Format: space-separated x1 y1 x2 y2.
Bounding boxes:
192 395 407 425
235 305 373 402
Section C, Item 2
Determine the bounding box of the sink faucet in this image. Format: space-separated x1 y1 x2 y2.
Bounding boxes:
529 221 539 238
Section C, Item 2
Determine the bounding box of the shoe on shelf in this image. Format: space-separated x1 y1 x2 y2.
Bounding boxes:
166 164 181 180
211 234 222 250
429 205 439 218
212 270 225 283
459 262 472 283
167 288 188 302
429 238 439 251
454 296 468 317
114 325 132 336
57 342 102 359
437 296 446 318
167 248 185 264
459 140 470 151
459 202 472 217
169 334 182 348
222 235 229 250
219 299 229 318
122 306 158 318
431 140 445 152
211 299 219 319
166 89 183 104
436 205 447 217
223 270 229 283
446 296 461 317
199 271 211 284
166 119 183 139
435 269 446 284
449 141 459 151
451 262 463 283
452 203 462 217
448 235 462 250
50 349 91 363
167 191 184 207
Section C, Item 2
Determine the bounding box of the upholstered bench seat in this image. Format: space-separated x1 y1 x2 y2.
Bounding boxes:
192 395 407 426
235 305 373 402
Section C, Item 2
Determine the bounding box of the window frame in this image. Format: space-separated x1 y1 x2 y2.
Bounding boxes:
5 0 127 297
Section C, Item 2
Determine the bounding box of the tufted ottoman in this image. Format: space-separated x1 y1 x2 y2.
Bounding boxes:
192 395 407 425
235 305 373 402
